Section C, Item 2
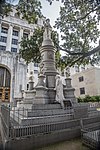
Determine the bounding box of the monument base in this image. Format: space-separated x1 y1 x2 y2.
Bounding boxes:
34 86 49 104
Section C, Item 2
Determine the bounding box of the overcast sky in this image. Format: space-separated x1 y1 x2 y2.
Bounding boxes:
40 1 62 27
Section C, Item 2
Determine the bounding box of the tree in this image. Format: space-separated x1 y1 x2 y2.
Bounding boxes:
19 0 100 67
0 0 16 16
52 0 100 66
20 27 65 70
0 0 42 24
1 0 100 68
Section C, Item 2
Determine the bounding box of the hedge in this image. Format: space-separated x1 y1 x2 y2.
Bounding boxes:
77 95 100 103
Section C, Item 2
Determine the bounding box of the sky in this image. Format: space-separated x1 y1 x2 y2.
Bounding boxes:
40 1 62 27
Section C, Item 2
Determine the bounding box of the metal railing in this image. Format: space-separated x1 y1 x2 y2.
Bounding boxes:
88 102 100 117
0 104 74 140
0 105 10 140
1 102 100 141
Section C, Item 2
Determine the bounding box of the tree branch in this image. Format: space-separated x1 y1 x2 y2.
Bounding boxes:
74 6 100 21
60 44 100 57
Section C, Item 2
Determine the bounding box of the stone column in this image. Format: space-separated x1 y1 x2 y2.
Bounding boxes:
18 27 23 51
39 19 58 103
6 24 13 51
29 81 34 90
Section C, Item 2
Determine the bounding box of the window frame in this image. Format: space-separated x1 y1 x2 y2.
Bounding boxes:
1 27 8 34
0 45 6 51
12 30 19 36
80 87 85 95
12 38 18 45
79 76 84 82
0 36 7 43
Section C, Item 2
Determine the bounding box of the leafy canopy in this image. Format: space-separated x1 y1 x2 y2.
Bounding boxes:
54 0 100 66
20 27 65 70
1 0 100 68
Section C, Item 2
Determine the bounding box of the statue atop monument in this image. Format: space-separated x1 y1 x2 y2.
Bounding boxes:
43 18 52 40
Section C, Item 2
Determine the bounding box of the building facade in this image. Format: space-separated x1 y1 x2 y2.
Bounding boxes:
0 8 43 102
71 67 100 97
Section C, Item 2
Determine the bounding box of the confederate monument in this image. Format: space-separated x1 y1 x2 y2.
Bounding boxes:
1 19 92 150
15 18 76 108
33 18 76 106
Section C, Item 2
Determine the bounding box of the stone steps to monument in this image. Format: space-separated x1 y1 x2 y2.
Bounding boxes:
27 109 73 117
11 106 73 118
11 112 74 126
32 104 62 110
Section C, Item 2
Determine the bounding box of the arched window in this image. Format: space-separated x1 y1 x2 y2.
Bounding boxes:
0 66 11 102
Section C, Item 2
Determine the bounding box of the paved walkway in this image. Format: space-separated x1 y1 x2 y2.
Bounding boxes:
0 131 3 149
36 139 90 150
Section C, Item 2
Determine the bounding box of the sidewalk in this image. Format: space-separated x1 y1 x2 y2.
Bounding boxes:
0 131 3 149
36 139 90 150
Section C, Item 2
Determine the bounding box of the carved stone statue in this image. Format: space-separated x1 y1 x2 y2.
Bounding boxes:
66 67 70 77
55 75 65 108
43 18 52 40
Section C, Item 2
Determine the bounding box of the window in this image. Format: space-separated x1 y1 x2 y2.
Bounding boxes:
34 63 38 67
75 66 79 72
23 33 28 38
79 76 84 82
11 47 17 53
12 39 18 45
34 70 38 74
80 87 85 95
12 30 19 36
0 36 7 43
1 27 8 34
0 45 6 51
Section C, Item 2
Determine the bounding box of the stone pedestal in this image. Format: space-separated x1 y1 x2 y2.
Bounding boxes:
34 74 49 104
29 81 34 90
64 78 77 105
16 90 36 109
34 86 49 104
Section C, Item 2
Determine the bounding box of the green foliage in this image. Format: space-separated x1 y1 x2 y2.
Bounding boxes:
0 0 13 16
55 0 100 66
20 27 62 66
16 0 42 24
0 0 42 24
20 27 43 64
77 95 100 103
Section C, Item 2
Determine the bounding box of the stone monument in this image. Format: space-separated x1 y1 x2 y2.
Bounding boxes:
15 18 76 107
36 19 58 103
33 19 76 106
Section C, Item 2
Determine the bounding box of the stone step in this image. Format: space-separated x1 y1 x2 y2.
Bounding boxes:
10 111 74 126
32 104 61 110
19 114 74 125
27 109 73 117
11 106 73 118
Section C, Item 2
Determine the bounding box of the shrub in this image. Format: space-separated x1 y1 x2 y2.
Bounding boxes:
77 95 100 103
